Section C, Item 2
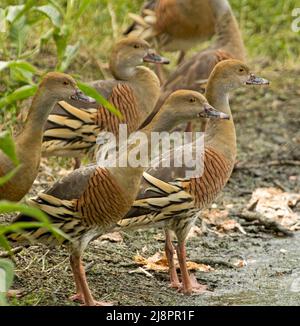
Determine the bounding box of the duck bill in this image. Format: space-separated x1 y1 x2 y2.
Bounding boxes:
246 73 269 86
71 89 96 103
143 52 170 65
200 103 230 120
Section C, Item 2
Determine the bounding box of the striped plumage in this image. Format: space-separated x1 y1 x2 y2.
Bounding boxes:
125 0 216 53
41 37 165 161
9 90 220 305
143 0 246 126
42 83 139 157
10 166 130 247
113 60 268 295
118 146 232 238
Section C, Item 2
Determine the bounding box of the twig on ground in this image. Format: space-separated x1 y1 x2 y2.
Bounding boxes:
230 209 293 237
0 246 23 258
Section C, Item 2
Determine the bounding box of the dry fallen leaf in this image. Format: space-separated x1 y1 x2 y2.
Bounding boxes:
202 209 245 234
134 252 214 273
233 259 247 268
218 219 246 235
203 209 229 225
99 232 123 243
248 187 300 230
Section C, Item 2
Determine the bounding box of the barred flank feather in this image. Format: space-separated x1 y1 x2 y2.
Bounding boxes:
42 84 139 157
115 146 232 233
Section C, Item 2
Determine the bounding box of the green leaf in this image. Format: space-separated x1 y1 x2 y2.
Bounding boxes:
8 61 37 73
48 0 65 17
74 0 92 21
0 258 14 306
0 201 70 242
0 166 20 187
53 29 68 62
5 5 25 23
0 61 10 71
8 0 36 24
0 202 49 224
10 66 34 84
77 82 123 119
0 235 12 254
0 85 38 109
0 132 19 166
58 42 80 72
0 60 36 73
9 17 28 57
0 9 6 33
34 5 62 28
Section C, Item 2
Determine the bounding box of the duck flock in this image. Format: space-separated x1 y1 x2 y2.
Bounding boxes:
1 0 279 306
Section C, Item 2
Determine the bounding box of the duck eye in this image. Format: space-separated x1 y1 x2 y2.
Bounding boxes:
134 44 140 49
189 97 196 103
63 81 69 85
239 68 244 72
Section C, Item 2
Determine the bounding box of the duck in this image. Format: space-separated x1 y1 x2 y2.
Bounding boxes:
41 37 169 168
0 72 93 202
143 0 246 129
7 90 225 306
124 0 216 63
114 60 269 295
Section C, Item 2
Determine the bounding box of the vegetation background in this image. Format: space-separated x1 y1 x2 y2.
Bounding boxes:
0 0 299 128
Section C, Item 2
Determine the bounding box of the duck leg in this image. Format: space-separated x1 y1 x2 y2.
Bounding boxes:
69 252 112 306
69 254 84 303
176 241 207 295
164 230 180 289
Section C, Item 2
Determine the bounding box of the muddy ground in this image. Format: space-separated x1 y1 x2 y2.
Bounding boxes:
1 63 300 306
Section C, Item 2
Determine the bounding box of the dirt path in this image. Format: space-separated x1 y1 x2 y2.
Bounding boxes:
1 64 300 306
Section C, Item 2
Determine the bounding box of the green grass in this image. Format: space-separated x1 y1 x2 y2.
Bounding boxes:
231 0 300 62
2 0 299 63
70 0 300 64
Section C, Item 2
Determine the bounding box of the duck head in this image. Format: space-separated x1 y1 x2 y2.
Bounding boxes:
160 90 229 128
40 72 95 103
209 59 269 91
110 37 169 79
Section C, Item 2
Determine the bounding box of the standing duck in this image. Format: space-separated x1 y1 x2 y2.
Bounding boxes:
115 60 269 294
125 0 216 62
146 0 246 122
41 37 169 167
8 90 225 306
0 73 92 202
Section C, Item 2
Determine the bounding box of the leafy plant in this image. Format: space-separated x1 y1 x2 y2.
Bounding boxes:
0 259 14 306
0 132 70 305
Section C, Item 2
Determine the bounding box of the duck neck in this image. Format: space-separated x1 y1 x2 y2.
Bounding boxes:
17 89 57 147
107 107 175 202
204 80 237 163
128 66 161 122
211 0 246 61
111 62 160 123
14 89 58 180
111 60 137 81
